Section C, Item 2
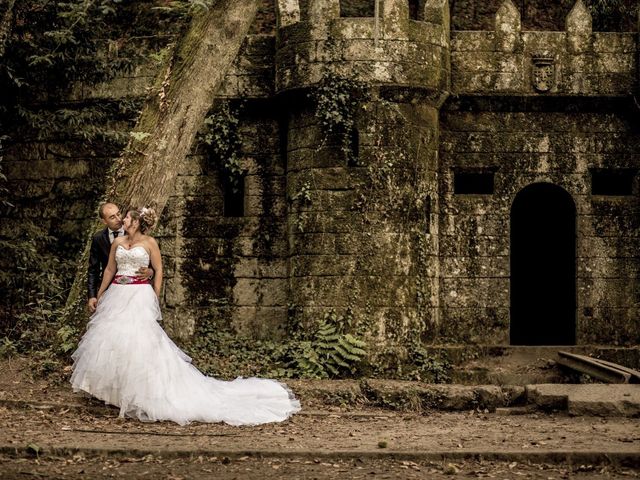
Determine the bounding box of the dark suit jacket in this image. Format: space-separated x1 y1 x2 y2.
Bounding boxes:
88 228 111 299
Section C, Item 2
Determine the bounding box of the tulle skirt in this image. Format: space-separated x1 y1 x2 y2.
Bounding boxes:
70 283 300 426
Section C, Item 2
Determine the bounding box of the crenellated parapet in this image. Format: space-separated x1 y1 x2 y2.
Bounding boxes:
451 0 637 96
275 0 450 94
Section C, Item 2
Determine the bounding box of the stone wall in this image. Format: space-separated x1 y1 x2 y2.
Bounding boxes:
2 0 638 349
161 100 288 342
450 0 637 96
437 0 639 345
439 102 639 345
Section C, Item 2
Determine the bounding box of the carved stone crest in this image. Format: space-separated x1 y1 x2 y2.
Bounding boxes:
531 56 555 93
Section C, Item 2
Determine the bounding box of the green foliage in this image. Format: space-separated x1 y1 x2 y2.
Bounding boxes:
199 101 245 191
289 181 312 205
185 309 368 380
293 311 368 379
0 337 18 359
372 341 451 383
0 221 70 353
310 73 370 165
585 0 639 31
0 1 187 150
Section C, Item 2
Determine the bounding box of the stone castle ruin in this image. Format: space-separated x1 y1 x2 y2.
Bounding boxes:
3 0 639 354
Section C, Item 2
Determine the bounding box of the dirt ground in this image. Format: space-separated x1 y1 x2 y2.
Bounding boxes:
1 356 639 479
2 454 639 479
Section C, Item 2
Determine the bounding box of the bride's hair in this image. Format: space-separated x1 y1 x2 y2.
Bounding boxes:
129 206 157 234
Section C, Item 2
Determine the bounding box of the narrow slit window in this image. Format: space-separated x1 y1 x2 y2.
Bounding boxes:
454 170 495 195
223 176 245 217
347 128 359 166
408 0 422 21
424 195 431 233
340 0 375 17
591 169 635 196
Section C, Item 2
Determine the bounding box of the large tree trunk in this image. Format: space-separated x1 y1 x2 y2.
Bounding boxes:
61 0 258 330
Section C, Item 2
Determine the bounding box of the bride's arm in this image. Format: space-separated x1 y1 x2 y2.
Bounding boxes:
148 237 163 298
96 239 120 301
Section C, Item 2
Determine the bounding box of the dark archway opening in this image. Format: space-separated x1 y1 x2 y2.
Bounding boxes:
510 183 576 345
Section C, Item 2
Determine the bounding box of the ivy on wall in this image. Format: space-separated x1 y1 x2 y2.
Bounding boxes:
199 100 245 191
0 0 194 361
310 73 370 166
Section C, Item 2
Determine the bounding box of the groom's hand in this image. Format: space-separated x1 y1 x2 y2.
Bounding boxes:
136 267 154 281
87 297 98 313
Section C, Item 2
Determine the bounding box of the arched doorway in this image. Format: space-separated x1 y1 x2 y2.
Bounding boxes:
510 183 576 345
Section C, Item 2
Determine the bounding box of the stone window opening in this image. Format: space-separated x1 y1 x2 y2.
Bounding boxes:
340 0 376 17
453 169 496 195
408 0 423 21
423 194 431 233
222 176 245 217
347 128 360 166
590 168 636 196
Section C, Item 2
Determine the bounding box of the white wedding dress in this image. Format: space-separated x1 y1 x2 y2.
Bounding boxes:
71 245 300 426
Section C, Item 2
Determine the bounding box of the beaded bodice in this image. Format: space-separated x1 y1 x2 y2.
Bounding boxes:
115 245 149 276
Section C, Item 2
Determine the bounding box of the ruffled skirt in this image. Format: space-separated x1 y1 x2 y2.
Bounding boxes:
70 283 300 426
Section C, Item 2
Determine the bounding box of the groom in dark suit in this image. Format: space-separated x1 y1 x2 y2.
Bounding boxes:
87 202 151 313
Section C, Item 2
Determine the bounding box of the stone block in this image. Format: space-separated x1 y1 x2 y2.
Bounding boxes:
592 53 635 74
290 232 336 254
334 231 414 256
578 235 639 258
441 256 509 278
577 256 640 279
276 0 301 28
440 213 508 237
578 214 640 238
437 307 510 344
237 74 274 98
290 255 358 277
592 33 635 53
291 274 418 307
287 167 364 193
450 31 495 52
232 306 288 339
245 194 287 217
565 0 592 55
521 31 565 53
234 258 287 278
577 277 639 308
494 0 521 53
577 307 640 345
164 278 187 307
440 277 509 308
289 210 364 234
233 278 288 306
9 179 56 199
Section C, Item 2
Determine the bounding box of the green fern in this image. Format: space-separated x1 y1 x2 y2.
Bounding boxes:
295 311 368 379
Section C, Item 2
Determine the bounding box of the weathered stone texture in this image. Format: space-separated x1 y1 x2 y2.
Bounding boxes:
275 0 450 92
3 1 638 350
440 103 639 344
451 2 636 96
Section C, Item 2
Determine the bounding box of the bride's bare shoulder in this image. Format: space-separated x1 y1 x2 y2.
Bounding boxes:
143 235 159 249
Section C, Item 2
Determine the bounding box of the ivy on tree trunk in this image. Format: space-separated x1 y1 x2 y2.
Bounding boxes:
61 0 259 330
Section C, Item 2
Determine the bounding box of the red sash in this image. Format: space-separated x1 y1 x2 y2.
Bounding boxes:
112 275 150 285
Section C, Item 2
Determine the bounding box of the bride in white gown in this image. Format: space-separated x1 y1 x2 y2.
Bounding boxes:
71 206 300 426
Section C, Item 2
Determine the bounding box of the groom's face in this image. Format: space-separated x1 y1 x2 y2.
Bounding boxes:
101 204 123 231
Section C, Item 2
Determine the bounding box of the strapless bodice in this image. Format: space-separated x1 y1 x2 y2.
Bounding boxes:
115 245 149 276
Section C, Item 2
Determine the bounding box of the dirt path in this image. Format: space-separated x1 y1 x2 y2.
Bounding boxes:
1 357 639 479
2 454 639 479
